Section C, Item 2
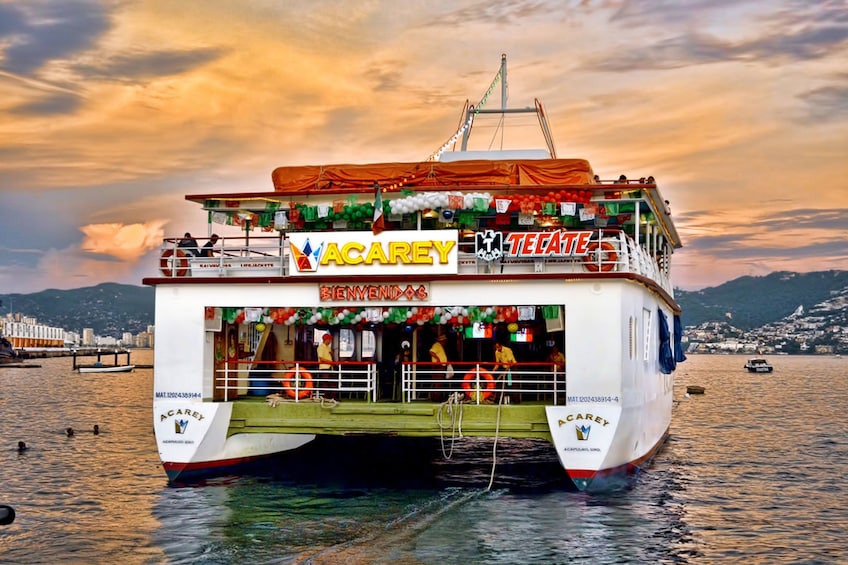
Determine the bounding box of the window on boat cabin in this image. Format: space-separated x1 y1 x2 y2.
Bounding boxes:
339 329 355 359
313 328 330 346
361 330 376 359
629 317 636 360
642 308 652 362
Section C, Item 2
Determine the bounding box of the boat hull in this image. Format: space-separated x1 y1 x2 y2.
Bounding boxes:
546 401 671 492
153 400 315 482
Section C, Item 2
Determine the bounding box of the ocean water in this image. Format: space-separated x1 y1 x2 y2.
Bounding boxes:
1 352 846 564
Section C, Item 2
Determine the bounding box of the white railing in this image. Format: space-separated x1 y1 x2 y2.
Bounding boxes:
215 361 376 402
159 235 287 277
213 360 566 405
158 229 671 294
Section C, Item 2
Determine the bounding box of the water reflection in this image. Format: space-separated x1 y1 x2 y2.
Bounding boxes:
1 353 846 563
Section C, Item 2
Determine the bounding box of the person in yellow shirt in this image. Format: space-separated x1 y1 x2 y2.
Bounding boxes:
493 341 518 404
429 334 449 401
316 333 335 399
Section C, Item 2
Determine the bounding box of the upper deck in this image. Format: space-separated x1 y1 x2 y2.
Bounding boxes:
146 166 680 299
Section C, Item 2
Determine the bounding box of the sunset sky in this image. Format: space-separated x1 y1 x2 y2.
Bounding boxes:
1 0 846 295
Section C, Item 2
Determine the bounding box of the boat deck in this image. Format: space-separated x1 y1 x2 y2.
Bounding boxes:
229 396 553 441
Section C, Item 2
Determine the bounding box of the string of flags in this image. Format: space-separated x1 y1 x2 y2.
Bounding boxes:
204 189 640 233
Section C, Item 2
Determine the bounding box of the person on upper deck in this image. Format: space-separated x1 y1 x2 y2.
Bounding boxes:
614 174 627 184
199 234 220 257
177 232 199 257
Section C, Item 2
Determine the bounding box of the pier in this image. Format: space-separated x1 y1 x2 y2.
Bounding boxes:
2 347 152 368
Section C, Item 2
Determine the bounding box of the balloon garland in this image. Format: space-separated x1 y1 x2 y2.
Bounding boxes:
218 305 525 329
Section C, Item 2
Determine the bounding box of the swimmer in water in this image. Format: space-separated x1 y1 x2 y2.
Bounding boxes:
93 425 100 435
17 441 27 452
66 427 74 437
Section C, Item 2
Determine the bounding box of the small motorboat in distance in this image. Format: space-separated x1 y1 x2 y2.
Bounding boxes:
744 358 773 373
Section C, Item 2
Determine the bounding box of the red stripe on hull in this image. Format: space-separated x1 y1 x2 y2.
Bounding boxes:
567 430 669 491
163 452 279 482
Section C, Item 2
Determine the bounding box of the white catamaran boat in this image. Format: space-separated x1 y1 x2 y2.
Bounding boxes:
145 56 686 492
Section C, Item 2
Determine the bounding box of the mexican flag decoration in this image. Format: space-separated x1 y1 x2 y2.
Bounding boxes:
372 183 385 235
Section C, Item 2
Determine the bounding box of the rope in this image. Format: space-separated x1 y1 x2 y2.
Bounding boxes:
264 392 338 408
485 372 509 491
436 392 465 459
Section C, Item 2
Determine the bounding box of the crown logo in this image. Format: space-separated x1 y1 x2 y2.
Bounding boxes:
174 419 189 434
575 424 591 441
290 238 323 272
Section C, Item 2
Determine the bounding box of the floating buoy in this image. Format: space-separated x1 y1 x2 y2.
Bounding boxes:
0 505 15 526
686 385 705 395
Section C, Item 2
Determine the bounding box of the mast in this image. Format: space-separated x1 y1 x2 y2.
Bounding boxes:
457 54 556 157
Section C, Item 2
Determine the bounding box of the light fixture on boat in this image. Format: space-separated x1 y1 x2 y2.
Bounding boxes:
422 209 438 219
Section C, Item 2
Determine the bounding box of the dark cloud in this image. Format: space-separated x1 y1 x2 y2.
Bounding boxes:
418 0 569 28
689 237 848 260
11 92 82 115
363 60 405 92
681 208 848 259
798 81 848 122
0 1 109 75
72 48 227 82
751 208 848 231
0 2 225 87
586 2 848 71
0 3 25 35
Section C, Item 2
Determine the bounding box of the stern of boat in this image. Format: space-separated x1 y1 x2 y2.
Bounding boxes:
153 400 315 482
545 404 625 491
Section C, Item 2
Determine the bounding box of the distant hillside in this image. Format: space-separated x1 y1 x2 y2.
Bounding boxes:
0 283 154 338
3 270 847 337
675 270 848 329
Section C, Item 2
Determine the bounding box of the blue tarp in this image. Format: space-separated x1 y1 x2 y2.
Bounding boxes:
673 314 687 364
658 309 675 374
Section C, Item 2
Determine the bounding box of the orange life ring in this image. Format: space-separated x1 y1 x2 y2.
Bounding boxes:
583 241 618 272
462 371 496 401
281 369 314 400
160 249 189 277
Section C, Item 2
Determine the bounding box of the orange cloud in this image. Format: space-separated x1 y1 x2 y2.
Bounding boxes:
80 221 166 261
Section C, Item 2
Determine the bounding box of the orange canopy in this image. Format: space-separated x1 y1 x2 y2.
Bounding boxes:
271 159 594 194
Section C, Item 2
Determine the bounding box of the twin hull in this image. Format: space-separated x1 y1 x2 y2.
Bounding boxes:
153 277 674 490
